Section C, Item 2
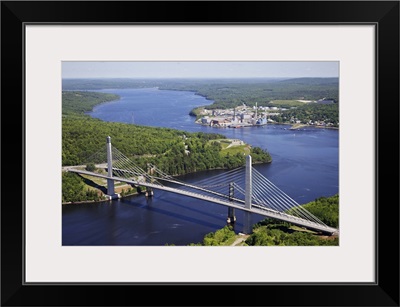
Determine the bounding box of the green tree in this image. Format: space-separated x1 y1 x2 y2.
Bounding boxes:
85 163 96 172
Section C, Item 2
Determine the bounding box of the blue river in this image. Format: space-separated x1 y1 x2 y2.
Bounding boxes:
62 88 339 246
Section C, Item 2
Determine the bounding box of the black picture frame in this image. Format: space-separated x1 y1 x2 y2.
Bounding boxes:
1 1 399 306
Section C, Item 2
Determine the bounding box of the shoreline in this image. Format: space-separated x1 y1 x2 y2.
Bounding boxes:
62 191 140 205
288 123 339 130
195 121 339 130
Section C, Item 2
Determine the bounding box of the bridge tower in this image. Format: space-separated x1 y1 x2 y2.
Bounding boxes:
106 136 119 200
243 155 252 234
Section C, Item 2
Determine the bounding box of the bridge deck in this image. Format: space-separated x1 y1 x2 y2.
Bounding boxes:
67 168 339 235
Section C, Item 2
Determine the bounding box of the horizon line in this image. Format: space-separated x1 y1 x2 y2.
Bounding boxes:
62 76 339 80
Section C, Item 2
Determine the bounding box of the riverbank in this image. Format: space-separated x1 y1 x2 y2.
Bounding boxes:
289 123 339 130
62 186 140 205
194 121 338 131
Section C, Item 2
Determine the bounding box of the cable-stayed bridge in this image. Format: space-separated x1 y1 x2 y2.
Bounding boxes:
65 136 339 235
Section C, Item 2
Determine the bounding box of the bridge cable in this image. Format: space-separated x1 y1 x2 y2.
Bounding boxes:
252 168 326 225
107 145 327 227
110 147 163 186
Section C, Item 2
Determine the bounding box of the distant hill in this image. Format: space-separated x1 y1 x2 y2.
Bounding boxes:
62 77 286 91
279 77 339 85
62 77 339 108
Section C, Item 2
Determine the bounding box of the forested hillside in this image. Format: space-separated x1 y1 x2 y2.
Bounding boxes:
63 77 339 107
244 194 339 246
187 194 339 246
62 91 272 202
62 91 120 115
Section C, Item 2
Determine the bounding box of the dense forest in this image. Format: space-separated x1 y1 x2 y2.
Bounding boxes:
246 194 339 246
269 103 339 126
301 194 339 228
63 77 339 108
183 194 339 246
62 91 120 115
162 78 339 109
62 91 272 202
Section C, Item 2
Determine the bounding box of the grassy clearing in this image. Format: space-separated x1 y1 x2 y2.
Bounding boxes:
270 100 308 107
207 139 251 156
207 139 231 149
220 145 250 157
79 173 137 196
218 139 232 148
80 174 107 187
289 225 317 234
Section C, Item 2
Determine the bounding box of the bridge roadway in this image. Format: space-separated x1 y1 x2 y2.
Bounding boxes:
67 168 339 235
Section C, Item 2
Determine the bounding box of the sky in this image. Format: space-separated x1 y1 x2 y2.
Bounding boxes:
62 61 339 79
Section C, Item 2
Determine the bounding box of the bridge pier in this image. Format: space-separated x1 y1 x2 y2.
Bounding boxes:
227 207 236 224
145 187 154 197
243 213 252 235
227 182 236 224
145 164 155 197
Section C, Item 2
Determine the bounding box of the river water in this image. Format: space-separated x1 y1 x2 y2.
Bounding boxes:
62 88 339 246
